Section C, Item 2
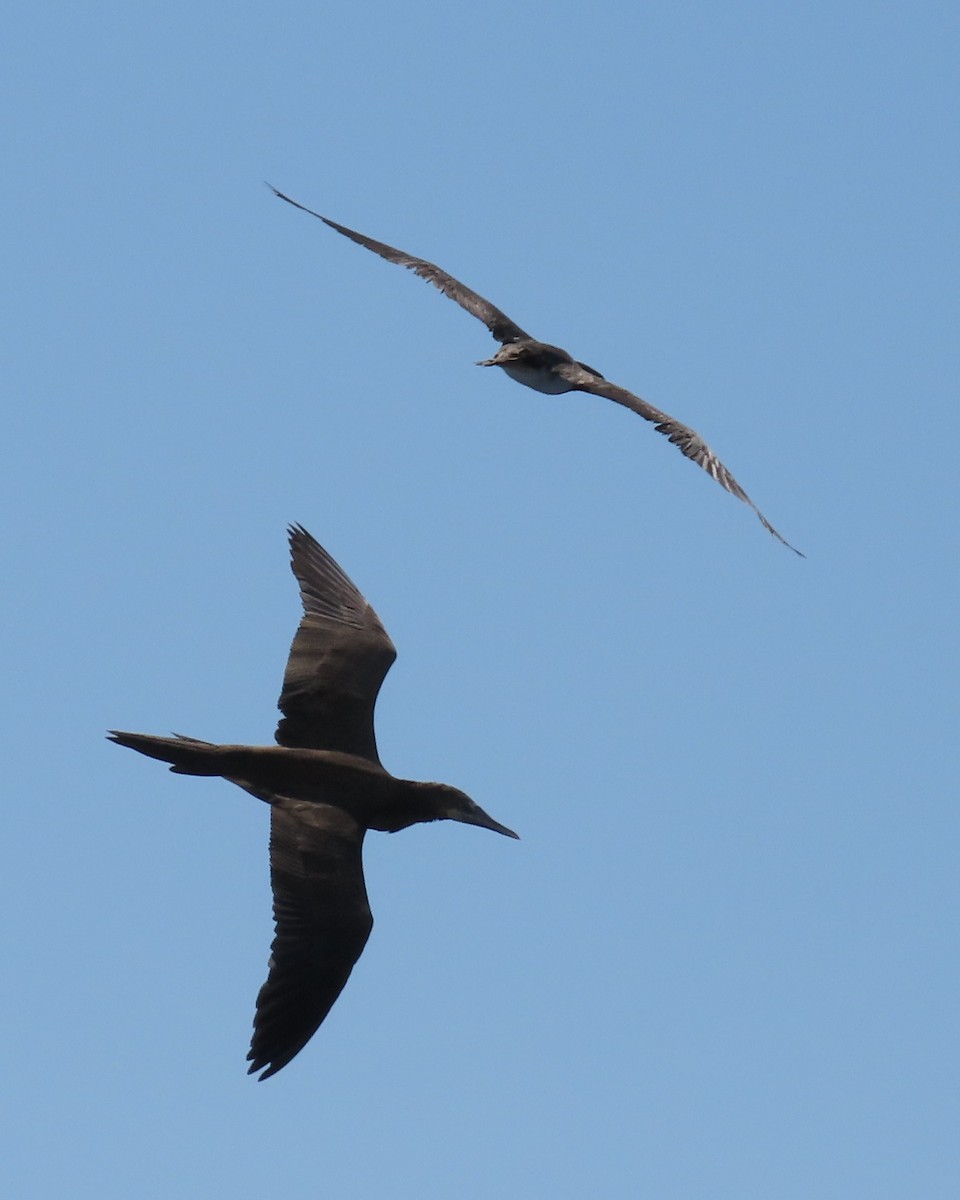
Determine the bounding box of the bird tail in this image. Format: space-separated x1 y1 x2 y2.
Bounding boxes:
107 730 225 775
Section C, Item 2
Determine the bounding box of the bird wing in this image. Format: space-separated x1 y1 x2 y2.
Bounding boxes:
247 799 373 1080
269 185 532 345
555 363 803 556
276 525 398 759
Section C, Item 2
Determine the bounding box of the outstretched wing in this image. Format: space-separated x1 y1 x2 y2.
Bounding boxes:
269 185 532 345
556 363 803 556
276 525 398 760
247 799 373 1081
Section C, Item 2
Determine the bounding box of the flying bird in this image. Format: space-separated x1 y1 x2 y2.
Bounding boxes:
268 185 802 556
110 525 517 1080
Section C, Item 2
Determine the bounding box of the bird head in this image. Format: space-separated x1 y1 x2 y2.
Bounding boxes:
438 785 519 839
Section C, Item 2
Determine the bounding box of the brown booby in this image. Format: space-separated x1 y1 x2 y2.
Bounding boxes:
110 525 516 1079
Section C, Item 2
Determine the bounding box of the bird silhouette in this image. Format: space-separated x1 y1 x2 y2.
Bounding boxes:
269 185 802 556
110 525 517 1079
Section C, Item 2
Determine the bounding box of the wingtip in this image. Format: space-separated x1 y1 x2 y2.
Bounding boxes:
287 522 314 554
247 1050 283 1081
760 515 805 558
266 186 330 224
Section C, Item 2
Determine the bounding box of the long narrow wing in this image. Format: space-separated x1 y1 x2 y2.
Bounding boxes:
268 185 532 345
276 525 398 759
247 800 373 1081
556 363 803 556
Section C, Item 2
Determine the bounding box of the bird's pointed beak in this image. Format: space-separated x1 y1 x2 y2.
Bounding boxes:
475 357 497 367
455 800 520 839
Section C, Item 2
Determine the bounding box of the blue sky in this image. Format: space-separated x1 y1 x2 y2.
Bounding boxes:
4 1 958 1196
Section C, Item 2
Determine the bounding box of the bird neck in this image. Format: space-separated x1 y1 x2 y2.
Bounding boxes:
367 779 458 833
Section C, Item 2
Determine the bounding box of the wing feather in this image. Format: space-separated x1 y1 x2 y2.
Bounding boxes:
247 801 373 1080
269 186 531 345
276 525 398 758
556 364 803 556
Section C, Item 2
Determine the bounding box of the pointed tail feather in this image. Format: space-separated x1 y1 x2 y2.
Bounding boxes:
107 730 224 775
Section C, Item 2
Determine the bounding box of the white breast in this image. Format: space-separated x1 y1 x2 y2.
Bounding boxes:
499 361 575 395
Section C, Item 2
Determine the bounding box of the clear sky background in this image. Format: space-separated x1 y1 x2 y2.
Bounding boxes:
4 2 958 1196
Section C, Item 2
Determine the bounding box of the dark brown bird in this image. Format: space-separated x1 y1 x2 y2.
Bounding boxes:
268 185 802 556
109 525 517 1080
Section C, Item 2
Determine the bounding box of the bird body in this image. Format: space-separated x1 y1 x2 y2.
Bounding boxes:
110 525 516 1079
270 185 802 555
109 732 509 835
478 340 605 395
